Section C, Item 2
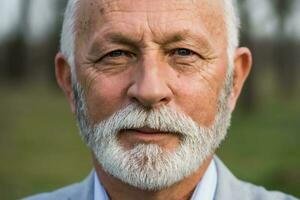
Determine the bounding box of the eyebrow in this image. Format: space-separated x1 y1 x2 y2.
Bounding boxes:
107 32 142 49
88 29 214 56
159 32 185 45
88 32 141 56
157 30 214 51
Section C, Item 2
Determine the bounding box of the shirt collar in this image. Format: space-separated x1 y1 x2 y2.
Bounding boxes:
94 172 109 200
190 159 217 200
94 159 217 200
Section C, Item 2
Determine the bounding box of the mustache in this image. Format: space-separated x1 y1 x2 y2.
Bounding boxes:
92 103 209 140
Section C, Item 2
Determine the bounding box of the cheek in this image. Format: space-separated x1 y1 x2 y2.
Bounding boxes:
83 74 130 123
173 64 227 127
175 81 218 127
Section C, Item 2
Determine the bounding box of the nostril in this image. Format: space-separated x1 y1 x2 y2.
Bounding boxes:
130 96 139 104
127 75 173 107
130 97 141 104
161 97 168 102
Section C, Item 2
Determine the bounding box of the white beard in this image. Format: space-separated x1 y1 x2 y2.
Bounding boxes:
73 76 232 191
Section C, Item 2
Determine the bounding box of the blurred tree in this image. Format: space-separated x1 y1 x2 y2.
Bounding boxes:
46 0 68 85
238 0 258 111
274 0 292 32
272 0 298 97
4 0 31 81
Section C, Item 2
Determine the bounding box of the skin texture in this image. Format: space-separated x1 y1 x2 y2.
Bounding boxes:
55 0 252 199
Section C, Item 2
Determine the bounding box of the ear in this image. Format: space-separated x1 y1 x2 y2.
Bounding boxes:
55 52 76 113
229 47 252 112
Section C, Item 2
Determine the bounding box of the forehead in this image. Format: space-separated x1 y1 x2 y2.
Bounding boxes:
75 0 226 46
80 0 223 12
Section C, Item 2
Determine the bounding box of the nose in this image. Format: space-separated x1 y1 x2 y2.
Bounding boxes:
127 57 173 108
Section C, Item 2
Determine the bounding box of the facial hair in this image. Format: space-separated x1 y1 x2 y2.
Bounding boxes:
72 74 232 191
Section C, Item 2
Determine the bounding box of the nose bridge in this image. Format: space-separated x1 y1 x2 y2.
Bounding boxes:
140 52 162 85
128 51 173 107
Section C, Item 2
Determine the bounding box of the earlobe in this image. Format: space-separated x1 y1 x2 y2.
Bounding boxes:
55 53 76 113
229 47 252 111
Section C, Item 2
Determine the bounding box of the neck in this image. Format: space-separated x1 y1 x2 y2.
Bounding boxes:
92 154 213 200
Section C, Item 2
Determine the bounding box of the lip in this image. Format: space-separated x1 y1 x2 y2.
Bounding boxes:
120 127 171 142
131 127 168 134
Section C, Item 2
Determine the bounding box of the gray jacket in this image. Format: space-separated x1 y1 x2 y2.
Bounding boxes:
23 157 298 200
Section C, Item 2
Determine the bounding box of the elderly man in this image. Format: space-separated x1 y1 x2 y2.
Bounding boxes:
25 0 297 199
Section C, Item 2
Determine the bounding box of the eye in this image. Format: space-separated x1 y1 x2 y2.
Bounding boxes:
173 48 194 56
97 49 136 63
96 49 137 65
107 50 128 58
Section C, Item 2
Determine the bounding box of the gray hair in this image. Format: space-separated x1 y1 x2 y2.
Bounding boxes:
60 0 80 76
60 0 240 80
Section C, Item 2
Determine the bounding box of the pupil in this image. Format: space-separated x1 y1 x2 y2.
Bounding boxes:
178 49 190 56
110 50 123 57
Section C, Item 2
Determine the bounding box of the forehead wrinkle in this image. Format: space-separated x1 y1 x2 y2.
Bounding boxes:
193 0 227 41
93 0 198 15
153 29 213 47
87 28 146 56
78 0 227 56
100 24 145 43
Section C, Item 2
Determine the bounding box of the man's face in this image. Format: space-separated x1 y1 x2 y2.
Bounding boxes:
75 0 228 148
68 0 234 190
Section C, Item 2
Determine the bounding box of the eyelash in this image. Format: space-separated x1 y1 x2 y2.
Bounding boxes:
97 48 200 63
170 48 195 56
103 50 133 59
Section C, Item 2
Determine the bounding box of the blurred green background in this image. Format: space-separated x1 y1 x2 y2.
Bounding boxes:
0 0 299 199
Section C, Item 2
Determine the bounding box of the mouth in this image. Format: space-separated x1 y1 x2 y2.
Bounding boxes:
119 127 176 142
130 127 169 134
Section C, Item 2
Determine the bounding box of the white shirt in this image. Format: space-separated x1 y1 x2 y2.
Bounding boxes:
190 159 217 200
94 160 217 200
